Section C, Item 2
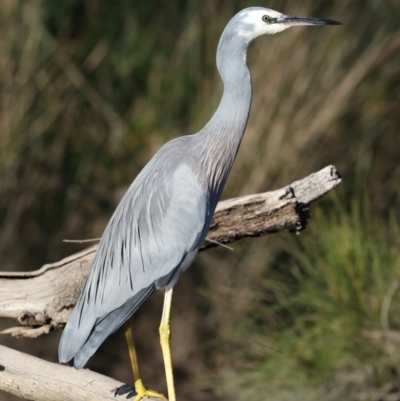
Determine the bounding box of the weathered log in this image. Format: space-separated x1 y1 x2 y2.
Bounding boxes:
0 165 340 338
0 344 161 401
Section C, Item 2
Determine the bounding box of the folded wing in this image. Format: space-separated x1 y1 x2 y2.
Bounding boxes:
59 160 209 368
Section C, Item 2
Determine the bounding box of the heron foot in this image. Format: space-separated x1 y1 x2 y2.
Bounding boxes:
115 379 167 401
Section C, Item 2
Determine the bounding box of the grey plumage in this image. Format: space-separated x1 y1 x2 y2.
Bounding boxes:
59 7 341 369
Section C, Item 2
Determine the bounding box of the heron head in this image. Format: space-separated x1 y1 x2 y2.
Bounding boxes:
233 7 342 41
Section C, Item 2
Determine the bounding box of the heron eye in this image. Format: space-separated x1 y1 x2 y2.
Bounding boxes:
262 15 272 23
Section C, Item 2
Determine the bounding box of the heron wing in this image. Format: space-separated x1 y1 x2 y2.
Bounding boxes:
59 158 209 366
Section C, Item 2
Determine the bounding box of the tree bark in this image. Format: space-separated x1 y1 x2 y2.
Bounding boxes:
0 344 153 401
0 165 341 401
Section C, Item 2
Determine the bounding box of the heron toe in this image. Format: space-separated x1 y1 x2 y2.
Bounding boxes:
115 380 167 401
115 384 137 398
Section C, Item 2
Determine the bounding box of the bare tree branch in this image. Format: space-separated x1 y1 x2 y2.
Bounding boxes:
0 344 162 401
0 165 341 338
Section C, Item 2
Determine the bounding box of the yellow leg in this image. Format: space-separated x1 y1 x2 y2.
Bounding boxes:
159 288 176 401
123 322 167 401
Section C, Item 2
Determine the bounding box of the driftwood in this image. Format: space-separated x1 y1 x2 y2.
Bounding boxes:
0 344 128 401
0 165 340 337
0 165 341 401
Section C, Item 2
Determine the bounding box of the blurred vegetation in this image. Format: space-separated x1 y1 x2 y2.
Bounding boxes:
1 0 400 400
213 197 400 401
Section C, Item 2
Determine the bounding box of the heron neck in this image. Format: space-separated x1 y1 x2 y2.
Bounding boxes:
197 41 252 206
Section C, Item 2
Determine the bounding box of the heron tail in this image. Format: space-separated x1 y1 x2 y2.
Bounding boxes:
58 284 155 369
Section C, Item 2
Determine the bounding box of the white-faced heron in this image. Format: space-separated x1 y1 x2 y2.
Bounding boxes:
59 7 341 401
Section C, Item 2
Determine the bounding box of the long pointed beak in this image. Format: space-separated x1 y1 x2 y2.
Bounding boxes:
279 15 342 26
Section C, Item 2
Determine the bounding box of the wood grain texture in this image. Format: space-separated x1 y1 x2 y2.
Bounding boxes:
0 165 341 338
0 344 161 401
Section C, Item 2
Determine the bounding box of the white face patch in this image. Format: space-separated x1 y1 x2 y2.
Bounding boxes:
236 8 291 40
